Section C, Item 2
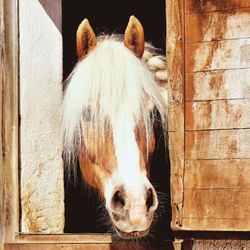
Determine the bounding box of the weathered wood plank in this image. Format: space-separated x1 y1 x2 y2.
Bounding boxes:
185 0 250 13
186 38 250 72
183 189 250 220
185 99 250 130
185 8 250 43
182 218 250 231
4 243 170 250
4 245 109 250
166 0 185 229
184 159 250 189
185 130 250 160
15 234 112 243
185 69 250 101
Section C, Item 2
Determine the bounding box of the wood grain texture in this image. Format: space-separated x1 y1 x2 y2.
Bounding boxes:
166 0 185 229
186 38 250 72
185 0 250 13
1 0 19 244
4 244 111 250
14 234 112 243
185 99 250 130
184 159 250 189
182 0 250 233
185 8 250 43
181 218 250 231
0 0 4 247
185 69 250 101
4 242 170 250
185 130 250 160
183 189 250 219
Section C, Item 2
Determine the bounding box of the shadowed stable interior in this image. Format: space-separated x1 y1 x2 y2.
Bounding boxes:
62 0 172 240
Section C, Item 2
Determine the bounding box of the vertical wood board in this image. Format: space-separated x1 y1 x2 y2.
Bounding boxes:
166 0 185 230
1 0 19 243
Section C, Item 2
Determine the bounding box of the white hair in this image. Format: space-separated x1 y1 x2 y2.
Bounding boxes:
62 35 168 170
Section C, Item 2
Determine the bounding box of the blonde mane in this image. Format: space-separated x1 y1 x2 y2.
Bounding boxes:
62 35 168 167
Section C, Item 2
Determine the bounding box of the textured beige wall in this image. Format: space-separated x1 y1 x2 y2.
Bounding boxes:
192 240 250 250
19 0 64 233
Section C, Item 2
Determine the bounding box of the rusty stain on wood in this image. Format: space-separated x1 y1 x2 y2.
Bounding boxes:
185 0 250 13
185 99 250 130
185 129 250 160
185 159 250 189
183 2 250 231
185 68 250 101
186 38 250 72
185 8 250 42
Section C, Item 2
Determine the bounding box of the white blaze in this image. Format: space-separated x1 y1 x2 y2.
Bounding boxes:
113 113 142 187
104 110 147 206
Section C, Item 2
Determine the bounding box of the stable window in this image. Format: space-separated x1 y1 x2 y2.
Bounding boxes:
1 0 173 249
2 0 250 249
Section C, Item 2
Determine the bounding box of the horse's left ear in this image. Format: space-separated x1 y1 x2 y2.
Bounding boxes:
124 16 145 58
76 18 97 60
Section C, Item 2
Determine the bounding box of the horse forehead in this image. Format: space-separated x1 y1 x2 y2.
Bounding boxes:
112 123 152 170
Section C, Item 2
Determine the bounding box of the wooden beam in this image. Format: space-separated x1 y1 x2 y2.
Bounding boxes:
166 0 185 230
1 0 19 244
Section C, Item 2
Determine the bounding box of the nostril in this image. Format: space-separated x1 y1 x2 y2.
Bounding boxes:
146 188 154 210
113 190 125 207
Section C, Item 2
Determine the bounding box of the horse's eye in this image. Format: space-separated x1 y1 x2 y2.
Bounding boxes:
89 155 96 163
82 107 91 122
88 154 101 165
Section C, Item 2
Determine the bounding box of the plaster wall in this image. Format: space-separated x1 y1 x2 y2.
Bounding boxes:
19 0 64 233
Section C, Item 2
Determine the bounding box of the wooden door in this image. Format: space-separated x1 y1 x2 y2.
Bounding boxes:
168 0 250 231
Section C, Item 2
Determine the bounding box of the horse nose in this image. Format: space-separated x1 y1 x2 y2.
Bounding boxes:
146 188 155 211
111 185 158 213
112 189 126 210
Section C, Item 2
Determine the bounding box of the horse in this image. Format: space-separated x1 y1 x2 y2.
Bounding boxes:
62 16 168 239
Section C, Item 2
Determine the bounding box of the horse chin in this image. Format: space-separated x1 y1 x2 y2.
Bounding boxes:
114 226 150 239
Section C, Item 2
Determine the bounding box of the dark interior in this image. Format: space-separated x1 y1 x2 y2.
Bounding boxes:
63 0 166 80
63 0 172 241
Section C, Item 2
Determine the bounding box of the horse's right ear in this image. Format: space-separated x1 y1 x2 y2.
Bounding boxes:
76 19 97 60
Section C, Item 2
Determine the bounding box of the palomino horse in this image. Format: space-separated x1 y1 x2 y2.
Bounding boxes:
62 16 168 239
